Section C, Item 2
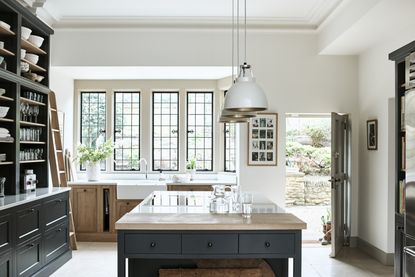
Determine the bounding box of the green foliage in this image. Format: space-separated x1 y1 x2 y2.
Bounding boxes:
305 126 330 147
186 158 196 170
286 141 330 175
77 139 114 165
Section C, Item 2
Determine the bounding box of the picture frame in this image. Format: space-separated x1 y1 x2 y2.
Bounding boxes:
367 119 378 150
248 113 278 166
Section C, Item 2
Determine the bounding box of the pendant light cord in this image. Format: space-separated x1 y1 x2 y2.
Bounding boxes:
244 0 247 63
232 0 234 82
237 0 240 76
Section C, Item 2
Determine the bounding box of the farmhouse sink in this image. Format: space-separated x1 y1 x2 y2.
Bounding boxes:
117 180 167 199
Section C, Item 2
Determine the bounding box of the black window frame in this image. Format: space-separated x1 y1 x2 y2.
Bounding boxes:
152 91 180 172
113 91 141 171
186 91 214 171
223 90 237 172
79 91 107 171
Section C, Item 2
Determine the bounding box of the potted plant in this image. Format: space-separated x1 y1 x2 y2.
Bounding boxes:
186 158 197 181
77 139 114 181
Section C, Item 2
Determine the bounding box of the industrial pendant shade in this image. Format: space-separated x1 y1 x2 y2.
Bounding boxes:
223 0 268 113
224 63 267 112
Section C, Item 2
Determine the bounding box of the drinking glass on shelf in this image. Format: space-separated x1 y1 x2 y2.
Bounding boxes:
241 192 253 218
33 106 39 123
28 106 34 122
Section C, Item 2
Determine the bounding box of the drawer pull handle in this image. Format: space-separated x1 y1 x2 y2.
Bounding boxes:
56 228 62 232
150 242 156 248
207 242 213 248
83 189 87 192
29 208 35 213
55 199 63 203
265 242 271 248
27 243 35 248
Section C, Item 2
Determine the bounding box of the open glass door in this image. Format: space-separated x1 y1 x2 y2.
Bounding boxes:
330 112 351 257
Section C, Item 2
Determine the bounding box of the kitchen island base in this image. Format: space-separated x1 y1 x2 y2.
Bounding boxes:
117 230 302 277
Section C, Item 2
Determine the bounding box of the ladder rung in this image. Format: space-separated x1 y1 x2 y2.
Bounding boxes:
50 108 57 112
52 129 59 132
59 170 65 173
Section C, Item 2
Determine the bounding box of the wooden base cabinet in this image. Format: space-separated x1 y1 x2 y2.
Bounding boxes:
70 185 118 242
116 200 141 221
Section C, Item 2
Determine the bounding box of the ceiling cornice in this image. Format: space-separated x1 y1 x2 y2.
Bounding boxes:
51 16 319 32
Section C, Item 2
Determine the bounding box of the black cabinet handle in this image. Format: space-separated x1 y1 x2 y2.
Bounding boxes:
83 189 87 192
207 242 213 248
265 242 271 248
29 208 35 213
56 228 62 232
150 242 156 248
27 243 35 248
55 199 63 203
397 226 404 231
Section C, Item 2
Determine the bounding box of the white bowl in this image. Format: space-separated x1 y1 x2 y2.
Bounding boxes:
20 49 26 59
25 53 39 64
0 89 5 96
20 61 29 73
21 26 32 40
28 35 44 48
34 75 44 83
0 106 9 118
0 21 11 30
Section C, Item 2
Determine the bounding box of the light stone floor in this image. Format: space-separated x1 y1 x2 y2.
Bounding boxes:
51 242 393 277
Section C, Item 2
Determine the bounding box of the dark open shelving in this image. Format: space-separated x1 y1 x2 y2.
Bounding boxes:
0 0 53 196
389 40 415 277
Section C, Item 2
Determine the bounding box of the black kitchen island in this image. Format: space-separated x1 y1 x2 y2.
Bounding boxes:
116 191 306 277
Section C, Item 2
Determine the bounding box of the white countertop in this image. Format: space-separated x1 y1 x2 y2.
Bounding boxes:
0 187 71 211
116 191 306 231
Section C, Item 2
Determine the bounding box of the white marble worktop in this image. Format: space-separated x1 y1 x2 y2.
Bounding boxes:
0 187 71 211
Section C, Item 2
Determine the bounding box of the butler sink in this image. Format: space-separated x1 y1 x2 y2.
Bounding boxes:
117 180 167 199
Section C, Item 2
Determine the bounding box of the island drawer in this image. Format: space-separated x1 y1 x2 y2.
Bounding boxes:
43 193 69 230
182 234 238 254
16 204 41 245
124 234 181 254
44 221 69 264
239 233 295 254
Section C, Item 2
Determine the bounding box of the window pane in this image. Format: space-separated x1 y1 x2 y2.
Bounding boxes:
224 90 237 172
152 92 179 171
224 122 237 172
80 91 106 171
113 91 140 171
187 92 213 171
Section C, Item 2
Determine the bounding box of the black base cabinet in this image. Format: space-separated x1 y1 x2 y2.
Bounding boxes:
0 190 72 276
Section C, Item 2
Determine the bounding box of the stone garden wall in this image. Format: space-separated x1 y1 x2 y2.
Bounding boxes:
286 169 330 206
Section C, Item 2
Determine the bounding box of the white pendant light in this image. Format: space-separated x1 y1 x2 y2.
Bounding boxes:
224 0 268 113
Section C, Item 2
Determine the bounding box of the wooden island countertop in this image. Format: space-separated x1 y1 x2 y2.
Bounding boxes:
115 191 306 230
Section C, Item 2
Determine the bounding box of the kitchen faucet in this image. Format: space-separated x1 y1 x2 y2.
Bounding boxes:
139 158 148 179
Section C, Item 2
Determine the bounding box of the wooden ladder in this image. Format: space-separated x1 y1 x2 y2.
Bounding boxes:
49 91 78 250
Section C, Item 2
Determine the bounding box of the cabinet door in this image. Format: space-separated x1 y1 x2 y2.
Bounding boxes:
72 187 98 233
0 213 12 255
0 251 12 277
116 200 141 221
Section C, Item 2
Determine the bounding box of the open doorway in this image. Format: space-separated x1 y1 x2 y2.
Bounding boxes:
285 114 331 245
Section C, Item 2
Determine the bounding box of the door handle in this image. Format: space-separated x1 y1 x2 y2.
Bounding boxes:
404 247 415 257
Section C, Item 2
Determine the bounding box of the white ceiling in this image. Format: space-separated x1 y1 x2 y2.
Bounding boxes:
52 66 233 80
42 0 343 29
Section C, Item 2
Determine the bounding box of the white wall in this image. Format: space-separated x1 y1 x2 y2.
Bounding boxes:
50 29 359 236
358 31 415 254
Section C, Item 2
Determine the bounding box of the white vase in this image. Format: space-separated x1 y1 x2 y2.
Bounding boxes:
86 162 100 181
189 169 196 181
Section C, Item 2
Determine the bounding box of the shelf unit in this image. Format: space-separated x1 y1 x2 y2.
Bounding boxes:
389 40 415 277
0 0 53 196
